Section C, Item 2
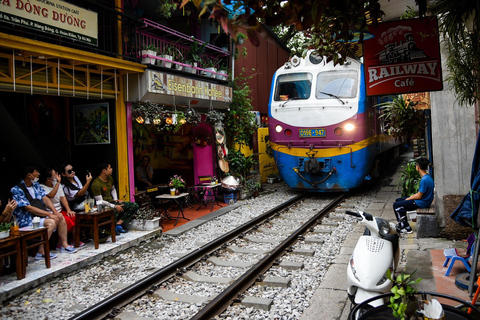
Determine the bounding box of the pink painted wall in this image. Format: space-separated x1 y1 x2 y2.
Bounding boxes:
193 122 215 185
126 102 136 200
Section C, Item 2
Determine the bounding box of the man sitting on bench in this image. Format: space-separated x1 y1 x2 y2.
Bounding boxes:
393 157 434 234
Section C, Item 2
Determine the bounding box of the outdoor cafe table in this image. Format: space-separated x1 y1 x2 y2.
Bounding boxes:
74 208 116 249
195 183 223 212
156 193 189 226
0 234 23 279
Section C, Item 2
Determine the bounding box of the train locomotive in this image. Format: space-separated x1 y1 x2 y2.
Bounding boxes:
268 51 400 192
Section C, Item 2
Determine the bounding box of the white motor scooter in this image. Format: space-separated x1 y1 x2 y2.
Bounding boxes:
346 210 400 318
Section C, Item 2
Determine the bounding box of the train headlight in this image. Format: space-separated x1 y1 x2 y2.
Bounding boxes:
275 125 283 133
345 123 355 131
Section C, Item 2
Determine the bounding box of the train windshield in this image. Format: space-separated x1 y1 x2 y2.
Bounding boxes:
316 70 358 99
274 73 312 101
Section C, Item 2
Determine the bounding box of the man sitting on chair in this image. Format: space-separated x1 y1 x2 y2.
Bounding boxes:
91 163 138 235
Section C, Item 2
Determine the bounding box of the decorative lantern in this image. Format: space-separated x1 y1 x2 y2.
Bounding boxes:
166 117 173 125
136 117 144 124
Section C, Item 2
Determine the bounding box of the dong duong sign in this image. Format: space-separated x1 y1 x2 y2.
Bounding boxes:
0 0 98 45
363 17 442 96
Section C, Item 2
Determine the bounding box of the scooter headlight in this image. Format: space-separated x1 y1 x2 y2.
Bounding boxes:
376 272 388 286
376 268 392 286
350 257 360 281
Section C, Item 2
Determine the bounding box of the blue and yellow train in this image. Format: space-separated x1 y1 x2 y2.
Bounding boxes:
268 51 400 192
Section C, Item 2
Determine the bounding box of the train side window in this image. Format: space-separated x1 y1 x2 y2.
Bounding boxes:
274 73 313 101
316 70 358 99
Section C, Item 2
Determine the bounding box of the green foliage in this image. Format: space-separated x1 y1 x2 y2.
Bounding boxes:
226 149 257 185
0 222 12 232
188 38 208 63
155 0 178 19
387 269 422 320
377 95 426 143
270 25 306 56
143 44 157 51
397 160 421 197
225 72 257 148
400 6 418 20
431 0 480 106
205 110 225 126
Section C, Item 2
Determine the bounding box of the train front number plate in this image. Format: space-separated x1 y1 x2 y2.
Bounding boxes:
299 128 326 138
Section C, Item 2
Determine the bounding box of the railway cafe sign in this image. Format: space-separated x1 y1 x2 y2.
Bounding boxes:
0 0 98 45
363 17 442 96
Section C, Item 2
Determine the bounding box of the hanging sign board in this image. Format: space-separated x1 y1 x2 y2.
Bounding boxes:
363 17 442 96
0 0 98 45
147 71 232 103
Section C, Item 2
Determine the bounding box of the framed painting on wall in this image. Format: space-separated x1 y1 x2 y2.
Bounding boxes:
73 102 110 145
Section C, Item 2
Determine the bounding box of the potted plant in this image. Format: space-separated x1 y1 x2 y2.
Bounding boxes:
185 37 208 74
246 180 261 197
235 32 247 45
204 58 217 78
131 207 162 230
205 110 225 126
0 221 12 239
267 173 277 184
185 106 201 126
141 44 157 65
216 64 228 80
169 175 186 195
159 43 175 68
386 269 422 320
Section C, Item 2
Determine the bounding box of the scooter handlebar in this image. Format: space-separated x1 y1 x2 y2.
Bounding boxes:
346 210 361 218
345 210 374 221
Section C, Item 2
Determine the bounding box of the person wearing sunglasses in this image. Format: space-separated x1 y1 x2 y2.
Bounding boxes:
60 163 93 212
39 168 79 253
91 163 139 235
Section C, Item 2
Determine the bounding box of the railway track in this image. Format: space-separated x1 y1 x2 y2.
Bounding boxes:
70 193 348 320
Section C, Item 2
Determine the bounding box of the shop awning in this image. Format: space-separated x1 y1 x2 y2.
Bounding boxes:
0 32 145 98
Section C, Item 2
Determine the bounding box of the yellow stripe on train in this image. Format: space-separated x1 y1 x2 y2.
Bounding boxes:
270 135 395 158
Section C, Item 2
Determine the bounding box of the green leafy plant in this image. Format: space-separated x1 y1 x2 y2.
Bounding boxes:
205 110 225 126
0 222 12 232
246 179 259 192
155 0 178 19
187 37 208 64
387 269 422 320
227 149 257 185
225 72 257 149
143 44 157 51
377 95 426 144
397 160 421 197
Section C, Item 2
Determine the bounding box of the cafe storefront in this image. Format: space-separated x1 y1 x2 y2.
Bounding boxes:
126 70 232 197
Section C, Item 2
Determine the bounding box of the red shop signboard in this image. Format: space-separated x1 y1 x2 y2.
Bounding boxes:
363 17 443 96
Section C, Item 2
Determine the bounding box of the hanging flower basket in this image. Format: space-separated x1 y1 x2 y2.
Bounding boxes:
185 106 201 126
205 110 225 126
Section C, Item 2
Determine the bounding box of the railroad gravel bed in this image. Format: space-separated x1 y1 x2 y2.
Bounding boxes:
1 185 295 319
1 183 376 320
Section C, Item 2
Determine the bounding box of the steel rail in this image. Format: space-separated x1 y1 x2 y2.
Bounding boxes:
190 193 346 320
69 193 306 320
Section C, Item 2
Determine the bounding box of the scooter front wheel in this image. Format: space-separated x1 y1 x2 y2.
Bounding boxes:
349 303 374 320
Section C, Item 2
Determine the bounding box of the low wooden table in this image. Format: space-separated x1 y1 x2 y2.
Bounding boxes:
74 209 116 249
0 234 23 279
156 193 189 226
19 227 50 273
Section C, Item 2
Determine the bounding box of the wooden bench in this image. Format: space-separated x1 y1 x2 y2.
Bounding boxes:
408 200 435 222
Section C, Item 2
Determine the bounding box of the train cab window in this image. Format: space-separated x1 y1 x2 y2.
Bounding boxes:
274 73 313 101
316 70 358 99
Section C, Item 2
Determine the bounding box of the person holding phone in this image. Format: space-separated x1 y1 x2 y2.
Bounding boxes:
60 163 93 212
135 155 154 190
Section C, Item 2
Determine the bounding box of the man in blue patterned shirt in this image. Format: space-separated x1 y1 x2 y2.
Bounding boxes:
11 165 76 260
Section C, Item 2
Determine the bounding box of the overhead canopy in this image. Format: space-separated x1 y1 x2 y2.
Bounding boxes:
0 32 145 98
